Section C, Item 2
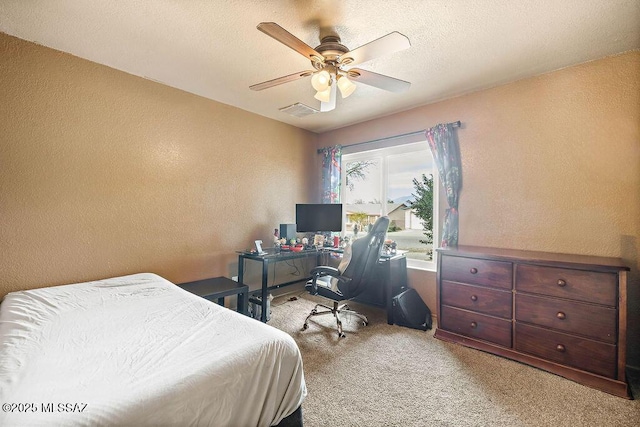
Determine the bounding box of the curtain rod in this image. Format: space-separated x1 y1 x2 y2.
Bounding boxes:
317 120 461 153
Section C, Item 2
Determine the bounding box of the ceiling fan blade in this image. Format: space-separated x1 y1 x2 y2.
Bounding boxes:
250 70 313 91
341 32 410 65
349 68 411 93
257 22 323 60
320 83 337 112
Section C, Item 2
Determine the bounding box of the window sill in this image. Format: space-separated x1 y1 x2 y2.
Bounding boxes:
406 259 437 273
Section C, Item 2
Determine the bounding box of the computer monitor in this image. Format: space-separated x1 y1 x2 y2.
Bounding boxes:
295 203 343 233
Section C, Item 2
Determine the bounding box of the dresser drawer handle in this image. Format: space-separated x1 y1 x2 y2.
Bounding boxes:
556 312 566 320
557 279 566 287
470 295 478 302
470 267 478 274
470 321 478 329
556 344 566 352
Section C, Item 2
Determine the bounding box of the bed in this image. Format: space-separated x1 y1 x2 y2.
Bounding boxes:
0 273 306 426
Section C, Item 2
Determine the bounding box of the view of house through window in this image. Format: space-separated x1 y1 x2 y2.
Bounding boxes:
341 141 437 268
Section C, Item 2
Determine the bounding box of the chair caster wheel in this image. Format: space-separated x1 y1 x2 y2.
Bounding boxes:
302 323 309 330
338 332 346 338
362 321 368 326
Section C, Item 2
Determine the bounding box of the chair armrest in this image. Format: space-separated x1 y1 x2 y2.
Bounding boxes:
308 266 351 295
310 266 340 277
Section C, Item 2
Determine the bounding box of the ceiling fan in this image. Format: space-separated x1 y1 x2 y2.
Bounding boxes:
250 22 411 112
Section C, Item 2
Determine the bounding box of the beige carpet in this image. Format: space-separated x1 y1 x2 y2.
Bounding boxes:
268 292 640 427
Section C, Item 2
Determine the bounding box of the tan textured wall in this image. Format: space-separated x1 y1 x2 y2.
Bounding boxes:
0 33 317 295
317 51 640 367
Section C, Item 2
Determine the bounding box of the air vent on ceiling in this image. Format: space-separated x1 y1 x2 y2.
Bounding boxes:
279 103 319 118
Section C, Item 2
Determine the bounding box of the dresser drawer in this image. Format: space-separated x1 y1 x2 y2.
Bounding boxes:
515 294 616 343
441 255 512 290
516 264 617 306
440 305 512 348
441 281 512 318
515 323 617 378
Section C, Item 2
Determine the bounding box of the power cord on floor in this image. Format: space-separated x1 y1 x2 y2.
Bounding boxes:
271 290 307 307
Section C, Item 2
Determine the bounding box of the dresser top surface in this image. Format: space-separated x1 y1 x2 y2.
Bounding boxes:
437 245 630 272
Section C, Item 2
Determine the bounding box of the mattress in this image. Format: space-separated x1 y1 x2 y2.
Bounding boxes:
0 273 306 426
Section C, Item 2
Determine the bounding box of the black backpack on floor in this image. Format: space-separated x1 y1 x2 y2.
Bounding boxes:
392 288 433 331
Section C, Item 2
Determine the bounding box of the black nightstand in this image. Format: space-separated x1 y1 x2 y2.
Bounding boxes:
178 277 249 315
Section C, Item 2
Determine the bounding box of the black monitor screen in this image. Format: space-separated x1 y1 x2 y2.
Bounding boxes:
296 203 343 233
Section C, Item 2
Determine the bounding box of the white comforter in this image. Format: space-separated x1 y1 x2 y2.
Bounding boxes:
0 273 306 426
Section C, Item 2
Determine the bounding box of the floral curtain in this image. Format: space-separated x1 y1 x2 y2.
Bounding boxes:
425 123 462 247
321 145 342 203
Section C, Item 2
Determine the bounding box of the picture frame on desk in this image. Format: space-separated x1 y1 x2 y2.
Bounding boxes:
254 240 265 255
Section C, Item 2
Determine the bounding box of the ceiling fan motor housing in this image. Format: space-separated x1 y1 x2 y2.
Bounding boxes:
314 35 352 64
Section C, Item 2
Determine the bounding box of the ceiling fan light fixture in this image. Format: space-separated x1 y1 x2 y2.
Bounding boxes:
337 75 356 98
311 70 331 92
314 86 332 103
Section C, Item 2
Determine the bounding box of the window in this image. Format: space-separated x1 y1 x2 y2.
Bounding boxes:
341 141 438 270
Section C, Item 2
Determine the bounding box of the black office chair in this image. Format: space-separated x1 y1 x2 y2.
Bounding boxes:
303 216 390 337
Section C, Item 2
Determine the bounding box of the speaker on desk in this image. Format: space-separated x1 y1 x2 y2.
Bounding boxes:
279 224 297 241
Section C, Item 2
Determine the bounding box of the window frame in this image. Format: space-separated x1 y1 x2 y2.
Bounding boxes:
341 141 439 271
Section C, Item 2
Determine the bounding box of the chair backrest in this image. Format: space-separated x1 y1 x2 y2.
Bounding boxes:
338 216 390 299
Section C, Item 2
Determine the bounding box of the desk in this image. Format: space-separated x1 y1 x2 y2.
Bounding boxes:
237 248 407 324
237 248 327 322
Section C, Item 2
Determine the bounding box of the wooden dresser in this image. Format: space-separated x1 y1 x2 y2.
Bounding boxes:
435 245 631 398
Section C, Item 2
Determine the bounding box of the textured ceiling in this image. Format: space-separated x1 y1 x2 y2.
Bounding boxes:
1 0 639 133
